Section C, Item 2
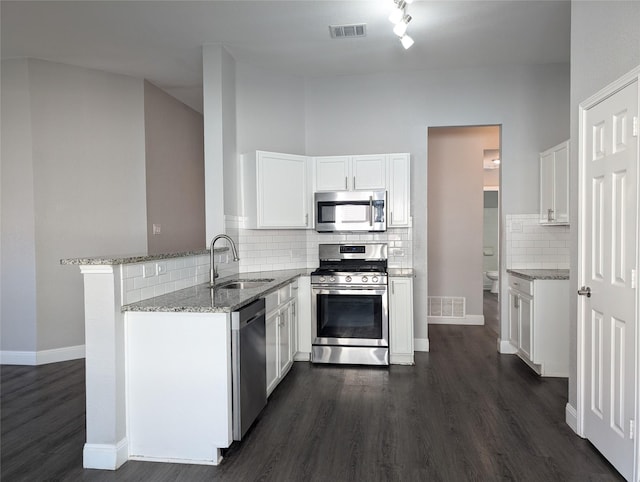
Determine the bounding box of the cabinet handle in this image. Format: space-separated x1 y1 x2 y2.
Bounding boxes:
305 213 308 226
514 296 519 309
547 208 554 222
391 280 395 295
353 176 356 190
345 177 348 190
390 211 393 224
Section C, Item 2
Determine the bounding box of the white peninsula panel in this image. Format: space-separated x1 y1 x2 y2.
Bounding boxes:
126 311 232 465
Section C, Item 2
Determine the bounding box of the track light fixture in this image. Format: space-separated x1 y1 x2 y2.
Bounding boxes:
393 14 412 37
386 0 415 49
400 34 414 49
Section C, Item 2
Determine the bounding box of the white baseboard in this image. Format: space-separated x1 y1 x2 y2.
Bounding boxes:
1 345 85 365
428 314 484 325
498 339 518 354
565 403 580 436
83 438 128 470
414 337 429 352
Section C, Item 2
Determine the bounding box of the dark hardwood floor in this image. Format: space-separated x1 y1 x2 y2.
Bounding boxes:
484 290 500 336
2 324 623 481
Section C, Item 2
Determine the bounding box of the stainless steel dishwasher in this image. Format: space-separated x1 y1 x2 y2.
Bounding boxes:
231 298 267 441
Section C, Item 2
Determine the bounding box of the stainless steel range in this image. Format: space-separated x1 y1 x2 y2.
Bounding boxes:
311 243 389 366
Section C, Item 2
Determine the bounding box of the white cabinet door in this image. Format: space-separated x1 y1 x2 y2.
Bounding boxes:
539 150 555 223
518 294 533 360
278 304 292 376
258 152 309 228
387 153 410 227
315 156 350 191
539 141 569 225
508 288 519 349
265 310 279 396
352 155 386 191
553 143 569 223
295 276 312 360
288 299 298 365
389 277 414 364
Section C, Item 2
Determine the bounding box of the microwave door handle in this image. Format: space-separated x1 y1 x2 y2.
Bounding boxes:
369 196 374 226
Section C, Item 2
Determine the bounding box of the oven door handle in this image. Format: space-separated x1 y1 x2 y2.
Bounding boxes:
312 286 388 295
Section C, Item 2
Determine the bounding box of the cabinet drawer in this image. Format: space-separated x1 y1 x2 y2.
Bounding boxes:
509 276 533 296
265 290 280 314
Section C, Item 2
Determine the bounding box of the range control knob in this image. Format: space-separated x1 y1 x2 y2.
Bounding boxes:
329 276 336 282
319 277 326 283
362 276 368 282
372 276 379 283
345 276 352 282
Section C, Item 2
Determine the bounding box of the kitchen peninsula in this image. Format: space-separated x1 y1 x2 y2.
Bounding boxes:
61 249 310 469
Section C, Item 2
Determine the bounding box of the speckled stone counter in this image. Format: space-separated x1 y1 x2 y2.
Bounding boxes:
122 269 312 313
60 248 225 265
507 269 570 281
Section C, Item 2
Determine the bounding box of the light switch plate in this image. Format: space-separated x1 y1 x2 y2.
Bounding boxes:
143 263 156 278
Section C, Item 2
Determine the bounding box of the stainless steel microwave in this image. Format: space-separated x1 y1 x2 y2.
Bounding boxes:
314 191 387 232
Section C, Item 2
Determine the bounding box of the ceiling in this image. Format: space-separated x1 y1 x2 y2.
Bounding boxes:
1 1 571 113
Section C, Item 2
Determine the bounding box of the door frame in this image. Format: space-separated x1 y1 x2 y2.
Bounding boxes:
577 65 640 479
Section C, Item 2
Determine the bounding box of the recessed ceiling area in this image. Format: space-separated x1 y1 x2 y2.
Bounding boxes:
0 1 571 113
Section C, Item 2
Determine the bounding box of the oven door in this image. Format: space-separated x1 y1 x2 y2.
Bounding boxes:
312 285 389 347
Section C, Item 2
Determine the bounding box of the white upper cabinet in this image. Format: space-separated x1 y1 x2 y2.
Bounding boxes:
314 156 351 191
351 155 387 190
539 140 569 225
314 155 386 192
387 154 411 227
242 151 310 229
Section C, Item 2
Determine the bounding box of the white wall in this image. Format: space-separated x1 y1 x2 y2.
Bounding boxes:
1 59 38 352
1 58 147 355
305 63 570 342
144 80 205 254
236 62 306 156
568 0 640 409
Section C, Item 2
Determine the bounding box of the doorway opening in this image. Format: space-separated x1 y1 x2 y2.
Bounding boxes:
427 125 501 334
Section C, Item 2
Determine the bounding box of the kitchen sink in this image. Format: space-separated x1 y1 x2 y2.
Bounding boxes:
216 279 275 290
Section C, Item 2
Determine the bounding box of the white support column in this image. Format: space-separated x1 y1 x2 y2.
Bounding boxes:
80 265 128 470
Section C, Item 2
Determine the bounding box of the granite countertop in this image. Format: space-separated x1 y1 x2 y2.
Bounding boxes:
507 269 570 281
60 248 226 266
122 268 312 313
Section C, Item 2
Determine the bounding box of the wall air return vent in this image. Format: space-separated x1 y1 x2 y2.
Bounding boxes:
329 24 367 39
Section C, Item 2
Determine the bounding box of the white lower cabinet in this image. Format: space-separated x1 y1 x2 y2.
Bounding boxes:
265 280 298 397
389 277 414 365
508 274 569 377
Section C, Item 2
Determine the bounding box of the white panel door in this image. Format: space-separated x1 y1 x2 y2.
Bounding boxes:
581 79 638 480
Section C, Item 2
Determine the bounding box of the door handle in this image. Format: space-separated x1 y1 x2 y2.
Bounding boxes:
578 286 592 298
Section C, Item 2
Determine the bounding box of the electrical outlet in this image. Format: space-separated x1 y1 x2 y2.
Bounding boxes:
511 222 523 233
393 248 406 257
156 262 167 275
152 224 161 235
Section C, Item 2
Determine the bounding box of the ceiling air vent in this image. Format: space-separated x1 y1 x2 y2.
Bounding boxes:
329 24 367 39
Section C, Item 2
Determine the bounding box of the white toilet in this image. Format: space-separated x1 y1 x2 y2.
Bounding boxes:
485 271 499 294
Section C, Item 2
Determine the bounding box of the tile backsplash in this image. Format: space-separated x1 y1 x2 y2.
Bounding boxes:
505 214 570 269
122 254 210 305
229 220 413 273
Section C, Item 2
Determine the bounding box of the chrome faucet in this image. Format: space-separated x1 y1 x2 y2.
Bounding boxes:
210 234 240 288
